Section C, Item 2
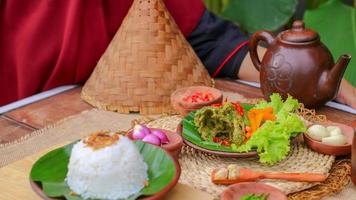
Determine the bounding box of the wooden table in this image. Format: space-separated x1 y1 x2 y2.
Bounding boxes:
0 79 355 199
1 79 354 145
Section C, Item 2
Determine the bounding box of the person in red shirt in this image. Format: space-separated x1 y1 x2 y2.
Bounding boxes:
0 0 355 108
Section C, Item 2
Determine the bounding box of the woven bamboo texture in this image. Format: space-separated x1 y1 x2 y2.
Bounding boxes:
81 0 212 114
147 116 335 199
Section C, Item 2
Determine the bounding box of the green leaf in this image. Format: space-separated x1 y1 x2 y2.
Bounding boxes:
182 104 253 152
254 93 299 121
254 93 283 112
305 0 329 10
138 141 175 195
64 194 83 200
204 0 227 14
275 95 299 121
221 0 298 33
237 94 306 165
240 193 269 200
304 0 356 86
61 193 141 200
42 182 71 197
30 143 73 182
237 118 297 165
30 140 175 200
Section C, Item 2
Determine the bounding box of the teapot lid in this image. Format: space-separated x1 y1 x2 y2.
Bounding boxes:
280 21 319 43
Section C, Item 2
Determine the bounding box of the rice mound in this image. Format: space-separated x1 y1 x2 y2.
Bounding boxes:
66 135 148 200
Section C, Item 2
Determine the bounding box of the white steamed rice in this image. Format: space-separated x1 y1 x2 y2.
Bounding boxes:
66 136 148 200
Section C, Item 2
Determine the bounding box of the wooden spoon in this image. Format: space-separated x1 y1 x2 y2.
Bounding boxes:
211 165 327 185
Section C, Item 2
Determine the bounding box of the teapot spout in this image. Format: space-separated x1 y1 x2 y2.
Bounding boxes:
319 54 351 99
331 54 352 79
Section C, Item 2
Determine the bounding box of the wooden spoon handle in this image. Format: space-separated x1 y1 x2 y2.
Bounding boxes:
262 172 327 182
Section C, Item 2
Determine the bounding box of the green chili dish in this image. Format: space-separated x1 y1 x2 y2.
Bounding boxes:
181 103 258 157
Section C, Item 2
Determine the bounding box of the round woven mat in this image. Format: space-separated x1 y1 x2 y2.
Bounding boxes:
147 116 335 199
289 160 351 200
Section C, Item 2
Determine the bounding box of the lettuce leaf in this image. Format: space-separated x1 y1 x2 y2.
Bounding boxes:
255 93 299 121
254 93 283 113
275 95 299 121
237 94 306 165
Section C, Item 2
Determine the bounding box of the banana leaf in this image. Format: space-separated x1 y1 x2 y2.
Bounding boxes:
221 0 298 33
203 0 230 15
304 0 356 86
30 140 176 200
182 103 254 152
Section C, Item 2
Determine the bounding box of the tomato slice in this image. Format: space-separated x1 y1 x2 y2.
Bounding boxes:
231 102 244 116
213 137 220 143
221 139 230 146
183 92 215 103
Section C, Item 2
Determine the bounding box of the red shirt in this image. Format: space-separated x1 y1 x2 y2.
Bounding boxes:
0 0 205 105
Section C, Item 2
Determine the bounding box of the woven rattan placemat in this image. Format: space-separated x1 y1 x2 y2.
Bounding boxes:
147 116 335 198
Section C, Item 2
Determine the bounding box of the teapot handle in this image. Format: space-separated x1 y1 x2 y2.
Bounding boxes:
249 31 275 71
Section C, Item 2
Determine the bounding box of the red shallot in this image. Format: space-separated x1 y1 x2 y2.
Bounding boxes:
132 124 151 140
142 134 161 146
151 129 170 144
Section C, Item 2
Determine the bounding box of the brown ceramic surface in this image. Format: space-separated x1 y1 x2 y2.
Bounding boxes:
221 182 288 200
127 128 183 159
30 148 181 200
249 20 351 108
171 86 223 116
303 121 354 156
352 123 356 185
176 124 258 158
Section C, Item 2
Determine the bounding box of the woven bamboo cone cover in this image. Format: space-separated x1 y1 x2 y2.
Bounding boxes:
81 0 212 114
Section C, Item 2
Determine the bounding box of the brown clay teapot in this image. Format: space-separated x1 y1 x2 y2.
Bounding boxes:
249 20 351 108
